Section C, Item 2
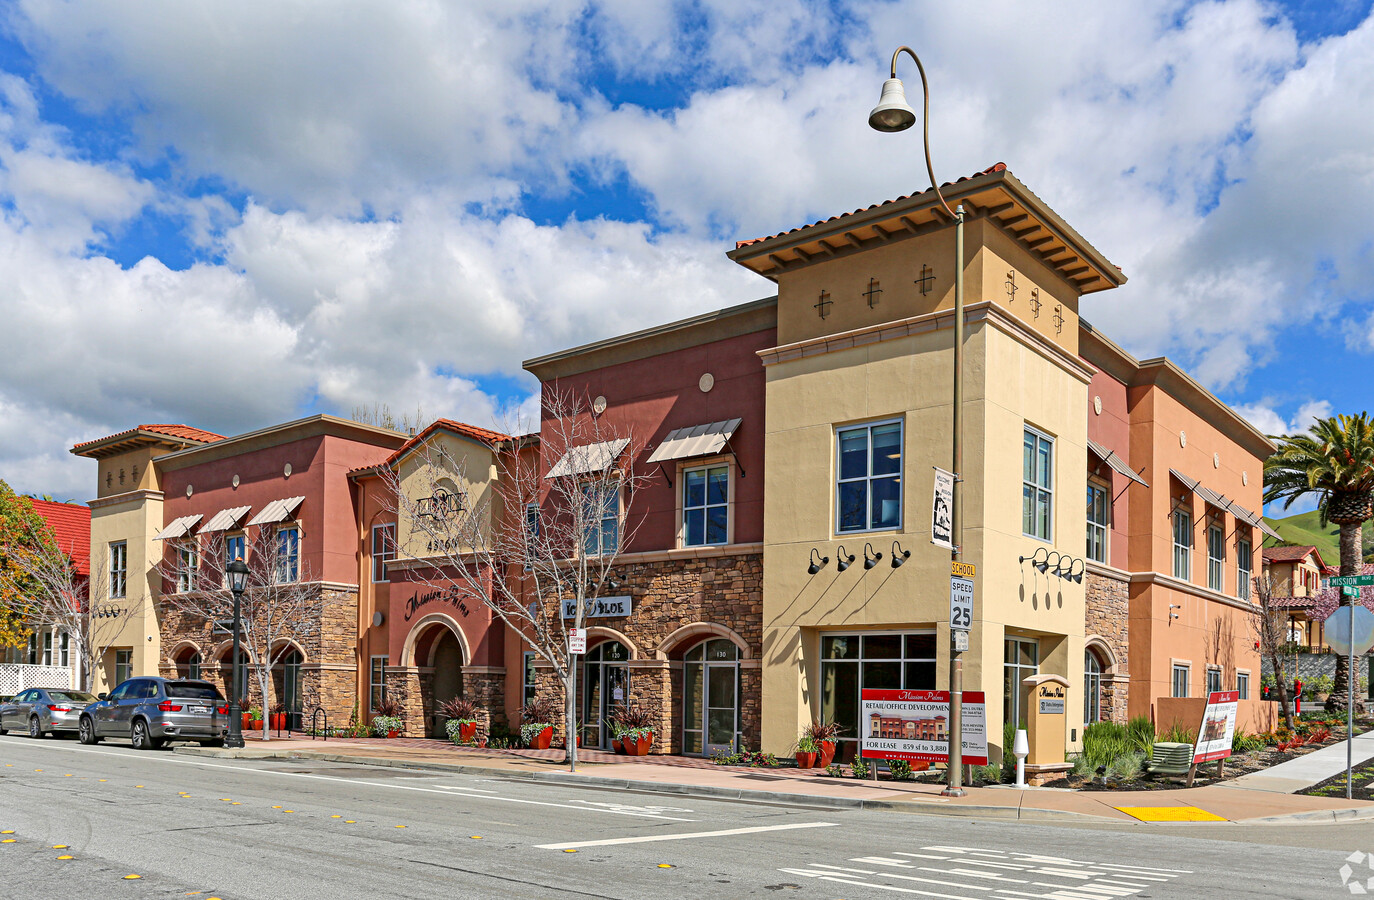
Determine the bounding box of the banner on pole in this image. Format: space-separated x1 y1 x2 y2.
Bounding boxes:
860 689 987 765
931 468 955 549
1192 690 1239 763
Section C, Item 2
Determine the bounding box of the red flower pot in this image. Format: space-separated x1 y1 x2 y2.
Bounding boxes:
530 726 553 750
459 722 478 742
270 713 286 731
386 729 399 739
636 733 654 755
241 713 252 730
248 720 261 731
795 751 817 769
818 740 836 768
612 738 624 754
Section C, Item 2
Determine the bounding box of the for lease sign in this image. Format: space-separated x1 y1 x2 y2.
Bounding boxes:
1193 690 1239 763
860 689 988 765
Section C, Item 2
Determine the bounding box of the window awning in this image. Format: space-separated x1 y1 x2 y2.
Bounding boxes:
647 418 743 464
1170 469 1227 508
1086 440 1148 487
154 514 203 541
546 438 630 479
1227 502 1283 540
198 505 252 534
245 496 305 527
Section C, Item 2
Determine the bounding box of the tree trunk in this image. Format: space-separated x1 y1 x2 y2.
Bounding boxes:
1266 648 1296 732
1326 521 1363 713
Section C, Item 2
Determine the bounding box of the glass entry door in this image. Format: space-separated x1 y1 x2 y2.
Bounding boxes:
582 640 630 749
683 639 739 756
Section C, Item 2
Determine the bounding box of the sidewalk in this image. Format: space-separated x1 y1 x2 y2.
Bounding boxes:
175 736 1374 826
1221 729 1374 794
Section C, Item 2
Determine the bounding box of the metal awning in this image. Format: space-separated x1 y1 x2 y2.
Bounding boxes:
1169 469 1227 507
245 496 305 527
1086 440 1148 487
1228 501 1283 540
198 505 252 534
153 514 203 541
646 418 742 464
546 438 629 479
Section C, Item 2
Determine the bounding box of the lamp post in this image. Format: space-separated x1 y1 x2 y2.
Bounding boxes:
869 46 968 797
226 557 249 749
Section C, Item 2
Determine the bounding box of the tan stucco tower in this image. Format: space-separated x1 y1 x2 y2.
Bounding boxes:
729 163 1125 760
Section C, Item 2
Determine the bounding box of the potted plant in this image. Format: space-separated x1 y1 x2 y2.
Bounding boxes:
371 698 405 738
805 720 843 768
607 705 656 755
238 697 252 730
795 734 819 769
519 697 559 750
269 702 287 732
247 706 263 731
440 697 482 744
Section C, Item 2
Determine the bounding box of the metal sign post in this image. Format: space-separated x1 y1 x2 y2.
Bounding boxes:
1325 574 1374 800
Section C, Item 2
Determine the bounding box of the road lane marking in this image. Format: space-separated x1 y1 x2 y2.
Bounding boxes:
0 736 693 821
537 821 837 849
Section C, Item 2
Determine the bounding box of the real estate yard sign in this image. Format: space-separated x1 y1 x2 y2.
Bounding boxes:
1192 690 1239 763
860 689 988 765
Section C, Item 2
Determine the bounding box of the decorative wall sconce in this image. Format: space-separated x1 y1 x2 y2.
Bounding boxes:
1061 558 1085 584
808 548 830 575
836 546 856 572
891 541 911 568
1017 548 1085 583
863 543 884 570
1038 551 1062 575
1019 547 1050 571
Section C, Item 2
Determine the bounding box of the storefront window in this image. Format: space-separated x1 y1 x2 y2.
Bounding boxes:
682 639 740 756
820 632 936 754
1003 638 1039 729
1084 649 1102 725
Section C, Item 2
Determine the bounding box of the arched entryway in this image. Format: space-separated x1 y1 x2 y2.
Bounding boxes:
272 646 304 730
404 615 470 737
581 640 631 749
172 644 203 680
681 638 741 756
430 630 465 733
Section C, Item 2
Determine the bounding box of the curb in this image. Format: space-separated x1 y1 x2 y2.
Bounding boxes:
170 746 1374 825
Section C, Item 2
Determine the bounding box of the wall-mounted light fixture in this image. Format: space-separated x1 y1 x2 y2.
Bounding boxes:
836 546 856 572
1018 547 1050 571
808 548 830 575
891 541 911 568
1063 558 1085 584
863 542 884 570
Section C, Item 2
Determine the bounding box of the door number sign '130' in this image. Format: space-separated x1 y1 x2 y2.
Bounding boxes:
950 576 974 631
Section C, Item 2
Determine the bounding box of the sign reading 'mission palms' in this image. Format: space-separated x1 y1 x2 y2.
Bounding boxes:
861 689 988 765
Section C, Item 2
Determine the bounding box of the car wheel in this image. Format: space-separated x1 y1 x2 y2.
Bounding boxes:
28 716 43 739
78 716 100 745
131 719 155 751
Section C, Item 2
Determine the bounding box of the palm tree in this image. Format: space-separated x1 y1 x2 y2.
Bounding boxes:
1265 413 1374 711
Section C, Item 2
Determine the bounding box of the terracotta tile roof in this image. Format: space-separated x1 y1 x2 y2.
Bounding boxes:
1322 563 1374 577
29 499 91 577
354 419 511 473
734 163 1008 249
72 423 224 451
1262 545 1319 563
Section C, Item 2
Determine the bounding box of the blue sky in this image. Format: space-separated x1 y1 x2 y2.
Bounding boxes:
1 0 1372 510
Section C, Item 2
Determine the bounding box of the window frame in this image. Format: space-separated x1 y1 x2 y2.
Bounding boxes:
276 524 301 583
1004 637 1041 728
224 533 246 587
371 522 396 584
834 417 904 535
1206 521 1225 592
1022 426 1055 541
1236 537 1252 600
1172 508 1193 581
580 480 622 557
819 630 938 746
679 457 734 548
109 541 127 599
369 655 387 713
1171 662 1190 698
42 631 53 666
522 651 538 706
1084 649 1103 725
1236 670 1250 700
175 542 198 594
114 649 133 687
1086 479 1110 563
1206 666 1222 696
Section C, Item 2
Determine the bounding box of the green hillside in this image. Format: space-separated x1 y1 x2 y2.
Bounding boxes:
1264 509 1374 564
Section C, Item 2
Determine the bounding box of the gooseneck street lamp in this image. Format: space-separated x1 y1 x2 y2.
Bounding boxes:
226 557 249 750
869 45 968 798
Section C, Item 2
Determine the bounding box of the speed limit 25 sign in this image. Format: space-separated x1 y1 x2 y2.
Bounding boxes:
949 576 974 631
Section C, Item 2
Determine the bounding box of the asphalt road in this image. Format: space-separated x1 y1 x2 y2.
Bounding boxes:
1 734 1372 899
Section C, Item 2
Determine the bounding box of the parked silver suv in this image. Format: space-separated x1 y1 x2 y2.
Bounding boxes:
79 677 228 750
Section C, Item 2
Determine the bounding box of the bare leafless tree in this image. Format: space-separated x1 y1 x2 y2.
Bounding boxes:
156 527 322 740
1252 574 1297 732
379 387 652 770
1 536 141 692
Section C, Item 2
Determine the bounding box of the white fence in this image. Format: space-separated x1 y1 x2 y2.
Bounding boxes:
0 664 74 695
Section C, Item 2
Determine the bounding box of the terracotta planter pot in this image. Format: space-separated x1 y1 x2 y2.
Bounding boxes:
459 722 478 742
795 751 818 769
638 733 654 755
623 733 653 756
530 726 553 750
241 713 252 729
386 729 399 739
818 740 836 768
270 713 286 731
611 738 624 754
248 719 261 731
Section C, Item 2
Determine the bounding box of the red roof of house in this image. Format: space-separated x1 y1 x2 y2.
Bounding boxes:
1263 545 1320 563
734 163 1009 249
29 499 90 577
71 423 224 451
348 419 512 475
1322 563 1374 577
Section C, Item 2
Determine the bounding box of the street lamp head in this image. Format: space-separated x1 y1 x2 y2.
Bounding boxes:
868 77 917 133
226 557 249 595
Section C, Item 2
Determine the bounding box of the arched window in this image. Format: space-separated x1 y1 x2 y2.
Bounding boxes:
1084 650 1103 725
188 652 202 680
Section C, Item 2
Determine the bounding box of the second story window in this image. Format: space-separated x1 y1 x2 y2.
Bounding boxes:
1022 428 1054 540
836 419 902 533
581 482 620 556
1173 509 1192 580
1207 523 1225 592
1237 538 1252 600
276 525 300 583
1086 482 1109 563
224 534 245 582
371 523 396 583
109 541 127 598
176 544 198 593
683 464 729 547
